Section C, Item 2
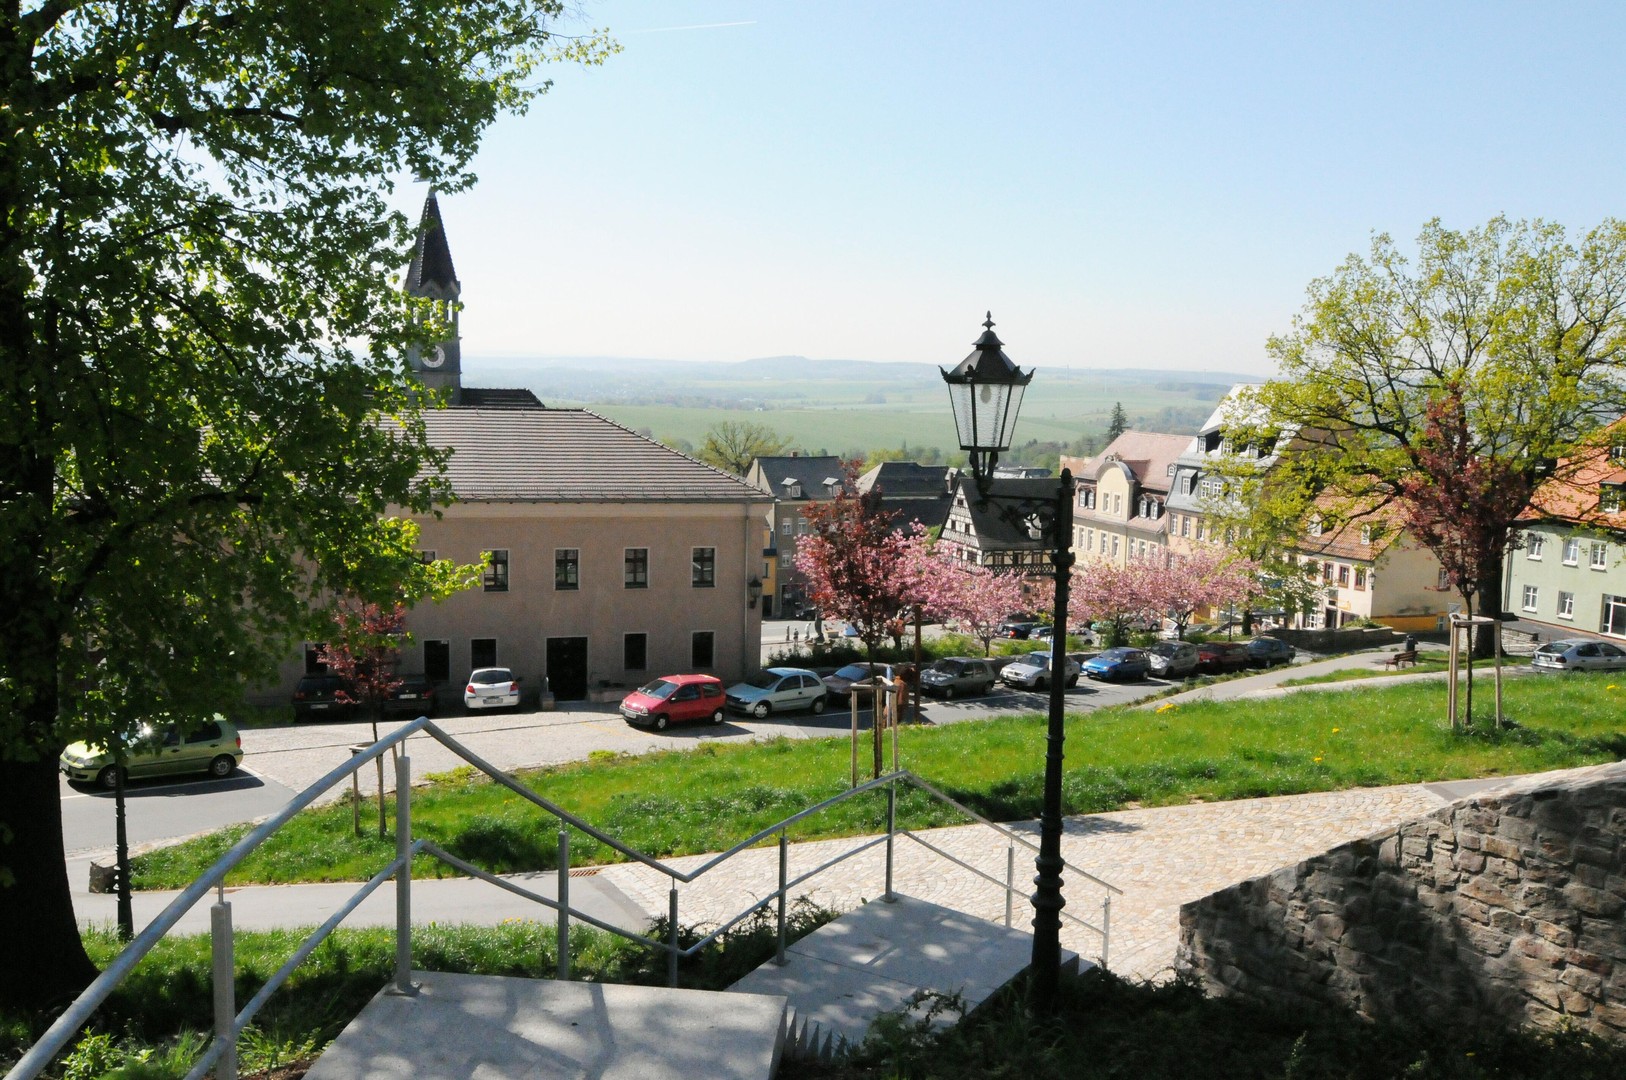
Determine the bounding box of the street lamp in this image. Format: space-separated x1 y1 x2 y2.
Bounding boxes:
941 313 1075 1012
746 576 763 609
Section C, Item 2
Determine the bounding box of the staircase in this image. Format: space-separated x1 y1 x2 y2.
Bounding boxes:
303 894 1063 1077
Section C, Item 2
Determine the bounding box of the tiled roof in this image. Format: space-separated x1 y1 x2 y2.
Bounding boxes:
460 387 543 408
1075 431 1189 493
750 455 847 499
1521 438 1626 530
1298 494 1406 561
419 408 771 504
856 461 953 498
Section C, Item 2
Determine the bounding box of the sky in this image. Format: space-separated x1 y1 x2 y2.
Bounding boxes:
406 1 1626 376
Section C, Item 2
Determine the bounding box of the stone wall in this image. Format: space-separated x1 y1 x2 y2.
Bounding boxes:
1176 762 1626 1037
1267 626 1401 654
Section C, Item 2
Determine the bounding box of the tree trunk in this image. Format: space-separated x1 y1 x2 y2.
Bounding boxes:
1472 563 1504 660
0 754 98 1008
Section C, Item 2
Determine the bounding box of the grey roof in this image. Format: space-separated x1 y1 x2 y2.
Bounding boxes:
420 408 771 503
750 455 847 499
857 461 955 530
460 387 543 408
405 192 460 297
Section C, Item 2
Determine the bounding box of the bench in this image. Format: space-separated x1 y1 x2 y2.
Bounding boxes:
1380 649 1419 670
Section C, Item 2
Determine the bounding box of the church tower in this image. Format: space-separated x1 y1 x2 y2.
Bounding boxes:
405 191 463 400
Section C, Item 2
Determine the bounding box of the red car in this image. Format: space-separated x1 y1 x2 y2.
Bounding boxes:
1195 641 1250 674
619 674 726 731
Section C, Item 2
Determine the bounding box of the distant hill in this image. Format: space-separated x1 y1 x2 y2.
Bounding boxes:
466 354 1258 406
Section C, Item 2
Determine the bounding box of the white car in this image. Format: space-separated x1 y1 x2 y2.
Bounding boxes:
1531 639 1626 672
464 667 522 711
998 652 1081 691
725 667 828 718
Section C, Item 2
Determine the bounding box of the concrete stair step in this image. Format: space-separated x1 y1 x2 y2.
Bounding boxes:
729 893 1082 1061
303 971 788 1080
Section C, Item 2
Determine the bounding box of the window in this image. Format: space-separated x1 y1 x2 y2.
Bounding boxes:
1526 533 1545 559
418 549 437 563
1354 568 1367 591
692 547 716 588
779 552 791 567
797 516 808 533
1437 567 1451 589
1322 562 1334 583
1558 591 1575 620
471 638 497 669
1522 584 1539 612
1307 518 1323 538
1337 564 1350 587
1111 536 1120 558
625 548 649 588
1195 520 1205 541
1613 444 1626 462
624 633 648 671
781 520 792 535
1564 538 1581 565
1605 595 1626 637
303 644 328 674
1085 528 1094 552
1603 487 1624 514
555 548 579 590
691 631 715 669
1181 515 1191 538
483 549 509 592
1591 541 1609 570
1081 489 1096 509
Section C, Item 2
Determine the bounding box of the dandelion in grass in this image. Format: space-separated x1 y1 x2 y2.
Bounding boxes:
1331 727 1340 734
1155 702 1177 713
1313 756 1323 764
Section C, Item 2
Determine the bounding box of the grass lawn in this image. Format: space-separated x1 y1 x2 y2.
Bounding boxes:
134 673 1626 889
1280 656 1512 687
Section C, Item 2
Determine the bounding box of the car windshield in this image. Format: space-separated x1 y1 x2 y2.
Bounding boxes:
741 671 784 689
1019 655 1050 669
928 660 962 674
1100 649 1133 660
470 669 512 684
832 664 874 680
637 680 677 699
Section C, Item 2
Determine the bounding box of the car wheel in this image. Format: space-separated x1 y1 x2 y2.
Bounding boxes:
942 685 955 700
710 708 725 725
96 765 123 791
1035 677 1048 691
653 714 669 732
752 700 771 719
983 682 995 696
208 755 237 779
810 696 826 715
1066 675 1079 688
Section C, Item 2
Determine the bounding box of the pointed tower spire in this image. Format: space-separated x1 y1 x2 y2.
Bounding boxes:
405 190 463 400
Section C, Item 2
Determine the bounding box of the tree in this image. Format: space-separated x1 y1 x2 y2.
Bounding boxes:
1258 216 1626 655
1157 549 1261 640
1066 557 1165 647
1396 393 1533 726
1106 402 1129 442
795 469 938 777
938 564 1031 656
697 421 794 475
319 600 408 837
0 1 613 1009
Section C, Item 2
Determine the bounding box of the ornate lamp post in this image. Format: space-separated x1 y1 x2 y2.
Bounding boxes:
941 313 1075 1011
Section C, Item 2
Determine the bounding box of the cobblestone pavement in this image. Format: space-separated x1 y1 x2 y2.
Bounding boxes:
594 783 1450 982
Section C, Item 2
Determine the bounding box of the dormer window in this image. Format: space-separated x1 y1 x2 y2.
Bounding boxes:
1611 444 1626 463
1602 485 1624 514
1166 463 1176 476
781 478 802 499
1308 517 1324 538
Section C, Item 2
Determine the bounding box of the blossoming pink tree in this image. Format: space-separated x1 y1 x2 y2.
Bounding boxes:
935 562 1031 656
1065 556 1167 646
1159 549 1261 639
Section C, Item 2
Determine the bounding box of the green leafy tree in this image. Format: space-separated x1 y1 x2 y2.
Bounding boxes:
1106 402 1129 441
697 421 794 475
1254 216 1626 653
0 1 613 1009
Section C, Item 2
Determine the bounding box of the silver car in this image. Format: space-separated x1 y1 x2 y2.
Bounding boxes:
1146 640 1200 678
999 652 1081 690
726 667 828 718
919 657 997 699
1531 639 1626 672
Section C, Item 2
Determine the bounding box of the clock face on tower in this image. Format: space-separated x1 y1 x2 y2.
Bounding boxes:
424 344 446 369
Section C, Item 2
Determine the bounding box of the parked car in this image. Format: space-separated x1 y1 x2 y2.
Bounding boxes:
382 675 439 718
1081 647 1151 682
726 667 828 718
620 674 726 730
464 667 522 711
291 673 357 722
821 662 898 703
1195 641 1251 674
1531 639 1626 672
1145 640 1200 678
1246 637 1297 668
918 657 997 699
60 716 243 790
999 652 1081 690
998 615 1042 639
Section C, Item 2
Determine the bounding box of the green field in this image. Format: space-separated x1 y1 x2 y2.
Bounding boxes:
477 355 1241 462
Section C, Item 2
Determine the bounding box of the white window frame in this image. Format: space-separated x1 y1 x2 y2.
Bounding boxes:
1522 584 1539 612
1591 541 1609 570
1558 591 1575 620
1526 533 1544 559
1564 538 1581 566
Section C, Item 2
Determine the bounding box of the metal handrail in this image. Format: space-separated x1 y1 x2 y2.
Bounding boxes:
10 717 1121 1080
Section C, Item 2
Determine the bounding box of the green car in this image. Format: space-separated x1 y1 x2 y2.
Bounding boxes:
59 716 243 790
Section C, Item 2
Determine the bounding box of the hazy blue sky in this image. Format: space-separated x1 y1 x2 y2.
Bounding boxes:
411 1 1626 376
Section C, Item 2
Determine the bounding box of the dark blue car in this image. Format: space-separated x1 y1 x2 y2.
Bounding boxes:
1245 637 1296 667
1081 647 1151 682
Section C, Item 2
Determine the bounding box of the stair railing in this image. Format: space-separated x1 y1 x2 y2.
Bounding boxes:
8 714 1120 1080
